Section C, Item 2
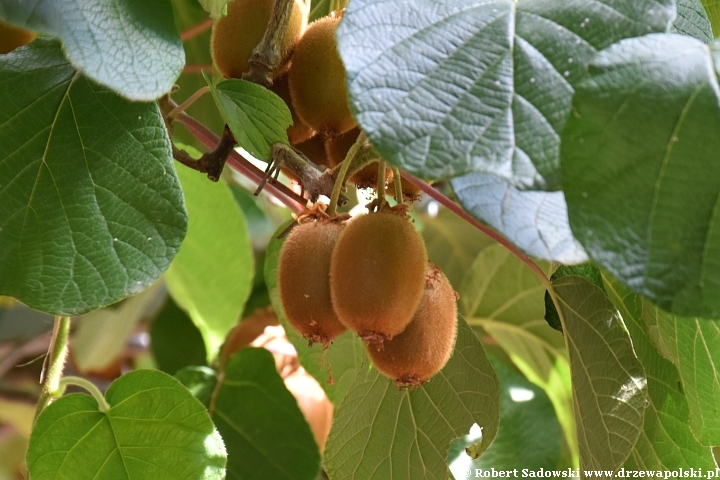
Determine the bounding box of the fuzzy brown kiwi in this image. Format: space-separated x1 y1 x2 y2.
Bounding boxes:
211 0 308 79
270 71 315 144
366 264 457 388
386 176 422 202
330 205 427 341
278 219 347 346
288 15 356 136
295 134 330 168
0 20 35 54
324 127 360 168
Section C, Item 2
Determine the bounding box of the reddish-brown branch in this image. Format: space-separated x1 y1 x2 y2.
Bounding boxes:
181 19 213 42
176 112 305 213
183 64 214 74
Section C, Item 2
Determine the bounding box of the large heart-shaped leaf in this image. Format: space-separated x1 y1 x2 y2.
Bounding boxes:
561 34 720 318
323 319 500 479
553 275 648 470
0 0 184 100
165 164 254 362
27 370 226 479
337 0 674 188
451 172 588 263
459 244 576 463
0 39 186 315
643 303 720 446
604 277 716 469
211 347 321 480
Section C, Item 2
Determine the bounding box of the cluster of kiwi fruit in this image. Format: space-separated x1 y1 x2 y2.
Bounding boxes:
211 0 425 194
277 202 458 388
212 1 450 386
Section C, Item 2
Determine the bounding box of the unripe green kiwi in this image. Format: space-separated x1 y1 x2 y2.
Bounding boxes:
330 206 427 341
288 15 356 136
278 219 346 345
367 264 457 388
0 20 35 54
211 0 308 79
270 72 315 144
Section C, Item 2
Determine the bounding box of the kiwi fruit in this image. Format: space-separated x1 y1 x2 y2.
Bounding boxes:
367 264 457 388
288 14 356 137
0 20 35 54
211 0 308 79
386 176 422 202
324 127 360 168
330 205 427 342
295 134 330 168
278 219 346 345
270 72 315 144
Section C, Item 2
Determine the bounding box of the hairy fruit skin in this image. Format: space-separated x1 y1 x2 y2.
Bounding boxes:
278 220 346 345
288 15 356 136
324 127 360 168
367 265 458 388
330 207 427 339
211 0 307 79
271 72 315 144
0 20 35 54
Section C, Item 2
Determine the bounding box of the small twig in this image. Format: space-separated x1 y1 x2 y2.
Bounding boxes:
176 112 305 212
167 86 211 122
34 316 70 420
391 166 404 205
173 125 237 182
181 18 214 42
327 146 354 216
243 0 298 86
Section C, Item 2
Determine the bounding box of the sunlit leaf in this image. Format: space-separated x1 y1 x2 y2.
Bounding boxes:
604 277 716 469
27 370 226 479
562 34 720 318
0 0 184 100
0 39 186 315
324 319 500 479
165 164 254 362
553 275 647 470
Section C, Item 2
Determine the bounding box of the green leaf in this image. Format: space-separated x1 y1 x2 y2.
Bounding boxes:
561 34 720 318
27 370 226 480
603 277 716 469
337 0 674 188
264 221 366 405
324 319 500 479
151 295 207 374
175 366 217 408
420 206 495 289
0 0 183 100
702 0 720 37
673 0 714 42
165 165 254 362
643 304 720 446
448 356 562 475
451 172 588 263
71 281 165 373
207 75 292 161
198 0 233 20
0 39 187 315
553 275 647 470
544 263 606 333
211 347 321 480
460 244 576 464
